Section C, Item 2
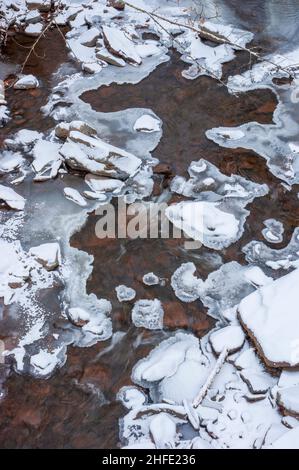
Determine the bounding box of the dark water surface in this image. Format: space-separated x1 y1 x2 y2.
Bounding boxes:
1 3 299 448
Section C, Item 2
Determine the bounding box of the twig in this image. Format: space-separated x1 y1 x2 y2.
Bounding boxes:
192 347 228 408
123 1 295 78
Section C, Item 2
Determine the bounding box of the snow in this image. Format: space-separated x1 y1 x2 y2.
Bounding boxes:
96 47 126 66
131 299 164 330
277 386 299 416
166 200 239 250
14 74 39 90
30 348 63 377
64 187 87 207
60 131 141 179
0 151 24 173
32 140 62 176
240 369 273 395
209 326 245 355
265 427 299 449
102 26 142 65
85 174 124 194
0 184 25 210
115 285 136 302
149 413 177 449
239 268 299 367
29 242 61 271
133 114 161 133
24 22 43 36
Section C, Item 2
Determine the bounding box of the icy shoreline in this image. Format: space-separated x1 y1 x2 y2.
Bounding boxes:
1 0 299 450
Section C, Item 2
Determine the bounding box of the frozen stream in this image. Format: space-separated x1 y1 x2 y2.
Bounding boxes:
0 0 299 449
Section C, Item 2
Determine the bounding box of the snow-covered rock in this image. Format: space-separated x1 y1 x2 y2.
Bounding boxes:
240 369 273 395
32 140 62 176
24 22 43 37
277 386 299 417
134 114 161 133
166 201 239 250
68 307 91 327
0 184 25 210
102 25 141 65
14 74 39 90
265 427 299 449
239 268 299 367
96 47 126 66
29 242 61 271
63 187 87 207
60 131 141 179
209 326 245 355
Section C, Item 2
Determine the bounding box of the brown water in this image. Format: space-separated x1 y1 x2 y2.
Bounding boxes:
0 22 299 448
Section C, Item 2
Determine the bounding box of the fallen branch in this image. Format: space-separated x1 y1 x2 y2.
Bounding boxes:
124 1 295 78
192 347 228 408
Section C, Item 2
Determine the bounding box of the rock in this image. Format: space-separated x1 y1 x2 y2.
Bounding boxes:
115 285 136 302
102 26 141 65
96 47 126 66
32 140 62 175
79 27 100 47
133 114 161 133
107 0 125 11
24 23 43 37
68 307 90 327
26 0 51 12
149 413 177 449
82 62 102 74
55 122 70 140
25 10 42 24
0 184 25 210
63 187 87 207
238 268 299 367
234 348 261 371
277 386 299 417
14 75 39 90
70 121 97 137
60 131 141 179
85 174 124 194
240 369 272 394
209 325 245 355
264 426 299 449
131 299 164 330
29 242 61 270
278 370 299 388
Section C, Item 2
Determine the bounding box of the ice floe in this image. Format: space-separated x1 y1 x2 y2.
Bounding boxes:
131 299 164 330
